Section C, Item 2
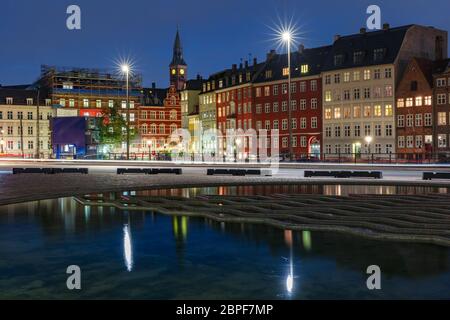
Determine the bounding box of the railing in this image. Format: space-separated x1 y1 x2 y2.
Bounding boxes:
96 152 450 164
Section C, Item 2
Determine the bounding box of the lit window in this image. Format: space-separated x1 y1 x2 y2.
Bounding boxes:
300 64 309 74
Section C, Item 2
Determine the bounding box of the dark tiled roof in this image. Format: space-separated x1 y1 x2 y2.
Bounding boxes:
183 78 203 91
0 87 47 105
253 46 332 83
0 84 33 90
321 25 413 71
141 87 168 106
433 58 450 74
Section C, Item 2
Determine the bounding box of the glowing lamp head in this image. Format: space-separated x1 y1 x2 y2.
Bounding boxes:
121 65 130 73
282 31 291 42
365 136 373 144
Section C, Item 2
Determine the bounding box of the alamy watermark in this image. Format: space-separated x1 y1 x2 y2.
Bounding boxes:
66 5 81 30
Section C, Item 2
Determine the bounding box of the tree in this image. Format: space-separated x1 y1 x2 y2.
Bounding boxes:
98 101 136 149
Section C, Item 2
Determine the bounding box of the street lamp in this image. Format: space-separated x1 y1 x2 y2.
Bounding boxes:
147 140 152 160
0 129 4 154
121 64 130 160
365 136 373 154
281 31 293 161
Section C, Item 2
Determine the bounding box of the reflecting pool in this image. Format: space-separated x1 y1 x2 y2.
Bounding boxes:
1 185 450 299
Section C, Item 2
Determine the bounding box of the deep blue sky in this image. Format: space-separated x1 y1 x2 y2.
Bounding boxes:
1 0 449 87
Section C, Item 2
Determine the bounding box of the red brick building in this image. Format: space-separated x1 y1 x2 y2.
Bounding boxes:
395 58 434 159
433 59 450 156
137 85 181 155
135 30 184 156
252 46 330 159
211 46 330 161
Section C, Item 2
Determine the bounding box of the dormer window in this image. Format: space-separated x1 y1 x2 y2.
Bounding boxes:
6 97 13 105
265 70 273 79
27 98 33 105
334 54 344 66
219 80 223 88
300 64 309 74
373 48 386 62
282 68 289 76
353 51 364 64
45 99 51 106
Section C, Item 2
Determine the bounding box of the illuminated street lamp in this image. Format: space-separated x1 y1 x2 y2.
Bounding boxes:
147 140 152 160
0 129 4 154
365 136 373 154
280 31 294 161
121 64 130 160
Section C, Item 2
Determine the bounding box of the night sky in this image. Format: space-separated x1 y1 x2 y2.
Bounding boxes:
1 0 450 87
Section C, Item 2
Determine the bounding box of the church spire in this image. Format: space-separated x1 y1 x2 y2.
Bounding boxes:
171 28 186 66
169 28 187 91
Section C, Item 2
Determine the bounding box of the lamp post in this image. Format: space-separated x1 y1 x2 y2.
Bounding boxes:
35 85 40 159
122 64 130 160
282 31 293 161
147 140 152 160
365 136 373 154
0 129 4 154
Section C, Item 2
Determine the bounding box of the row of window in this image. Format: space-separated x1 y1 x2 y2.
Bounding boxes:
397 135 432 149
1 140 51 150
0 125 40 135
255 80 318 98
325 124 393 138
397 96 433 108
324 68 393 85
324 85 393 102
140 124 178 135
436 78 450 87
324 143 394 155
218 117 319 131
397 113 432 127
0 111 52 120
58 98 136 109
324 105 393 120
140 110 177 120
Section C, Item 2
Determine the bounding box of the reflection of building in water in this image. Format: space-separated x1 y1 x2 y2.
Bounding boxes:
121 184 448 199
203 218 449 278
0 198 146 237
172 216 189 266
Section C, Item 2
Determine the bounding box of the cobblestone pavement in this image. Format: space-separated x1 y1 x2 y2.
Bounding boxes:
1 170 450 205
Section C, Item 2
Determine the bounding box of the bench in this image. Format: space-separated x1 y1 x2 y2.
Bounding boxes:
423 172 450 180
304 170 382 179
13 168 88 174
207 168 272 176
117 168 182 175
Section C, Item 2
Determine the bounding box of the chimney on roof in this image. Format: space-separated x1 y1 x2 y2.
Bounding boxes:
360 27 366 34
266 49 276 60
334 34 341 42
239 62 243 69
383 23 390 30
244 60 249 68
232 64 237 71
298 44 305 54
253 57 257 66
196 74 202 80
152 82 156 89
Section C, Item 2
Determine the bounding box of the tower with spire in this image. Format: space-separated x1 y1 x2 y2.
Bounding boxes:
169 28 187 91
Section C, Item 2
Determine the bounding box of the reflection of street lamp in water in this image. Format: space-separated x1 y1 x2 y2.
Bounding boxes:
284 230 294 295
